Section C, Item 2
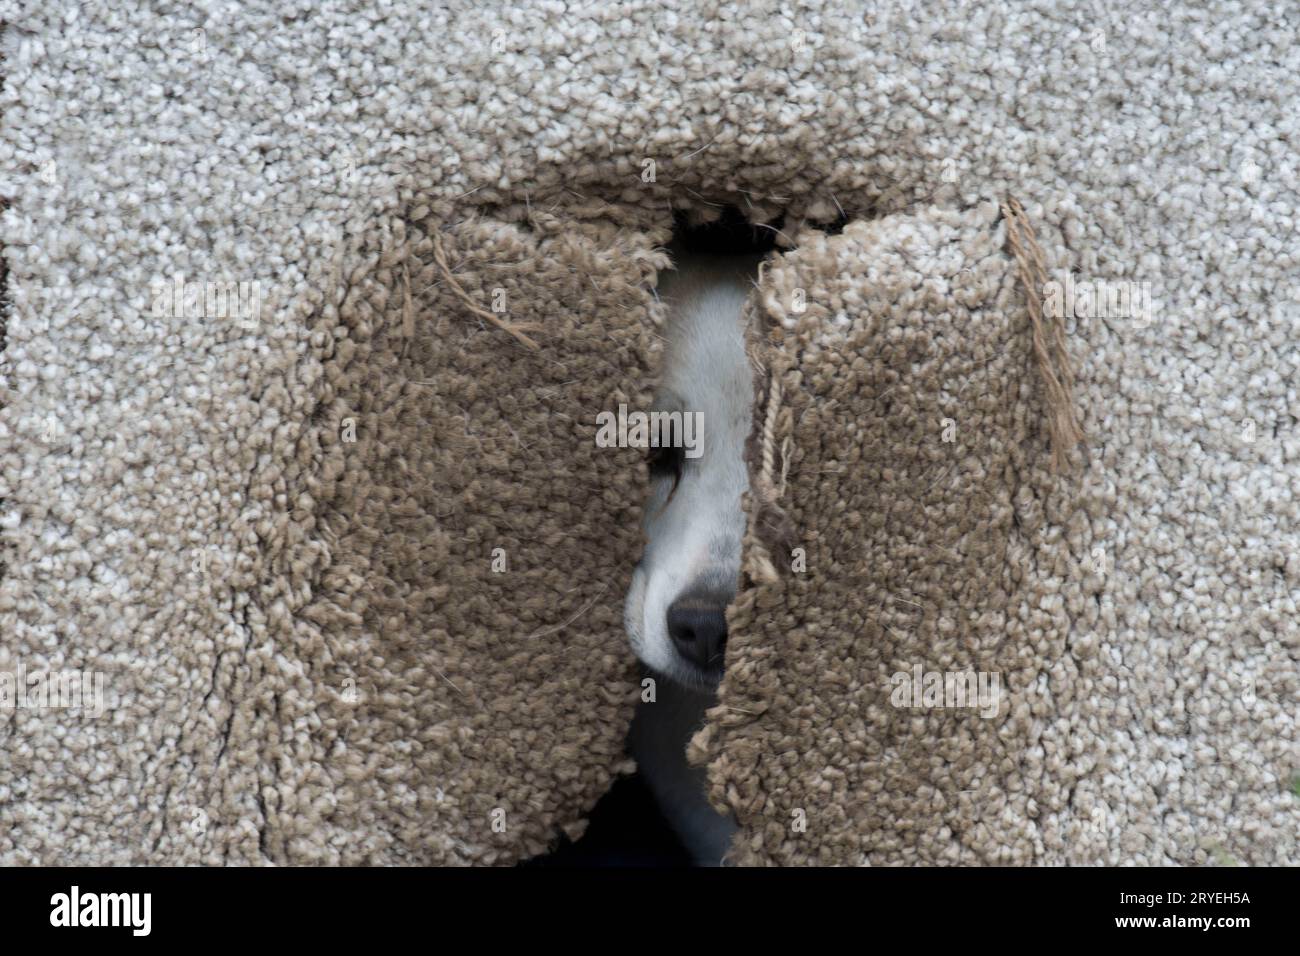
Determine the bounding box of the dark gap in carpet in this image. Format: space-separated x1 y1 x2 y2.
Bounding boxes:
521 773 692 867
670 204 782 255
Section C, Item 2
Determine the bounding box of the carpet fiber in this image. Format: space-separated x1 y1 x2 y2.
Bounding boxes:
1 1 1295 864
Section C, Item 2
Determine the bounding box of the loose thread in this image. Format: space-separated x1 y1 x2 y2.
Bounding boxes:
1001 196 1084 472
431 230 542 350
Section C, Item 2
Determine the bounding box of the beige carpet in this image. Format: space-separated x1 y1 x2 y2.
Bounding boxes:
1 2 1295 865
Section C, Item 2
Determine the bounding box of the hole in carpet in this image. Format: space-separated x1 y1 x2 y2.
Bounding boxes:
521 773 693 867
529 204 784 867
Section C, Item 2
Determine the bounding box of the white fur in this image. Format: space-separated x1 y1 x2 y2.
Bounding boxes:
623 253 757 688
625 251 760 865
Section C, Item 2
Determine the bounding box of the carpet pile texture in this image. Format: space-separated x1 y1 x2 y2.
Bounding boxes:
1 1 1295 864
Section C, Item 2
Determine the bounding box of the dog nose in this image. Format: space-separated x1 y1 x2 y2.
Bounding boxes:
666 597 728 670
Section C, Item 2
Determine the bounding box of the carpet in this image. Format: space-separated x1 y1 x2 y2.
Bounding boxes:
0 0 1295 864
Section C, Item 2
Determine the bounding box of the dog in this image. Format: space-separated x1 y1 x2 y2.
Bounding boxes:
624 244 763 865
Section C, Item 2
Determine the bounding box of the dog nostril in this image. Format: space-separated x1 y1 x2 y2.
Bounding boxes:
665 599 728 670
